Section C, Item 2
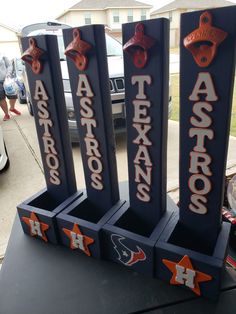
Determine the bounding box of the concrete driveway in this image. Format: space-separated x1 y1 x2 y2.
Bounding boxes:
0 103 236 259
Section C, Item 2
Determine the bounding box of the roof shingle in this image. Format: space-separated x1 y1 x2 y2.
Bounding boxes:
70 0 152 10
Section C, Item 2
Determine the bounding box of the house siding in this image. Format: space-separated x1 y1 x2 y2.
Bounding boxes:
58 10 107 26
151 10 182 48
57 6 151 41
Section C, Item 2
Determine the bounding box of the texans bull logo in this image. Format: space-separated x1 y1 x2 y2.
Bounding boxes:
111 234 146 266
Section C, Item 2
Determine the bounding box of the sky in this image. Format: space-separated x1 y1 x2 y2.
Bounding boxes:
0 0 172 29
1 0 236 30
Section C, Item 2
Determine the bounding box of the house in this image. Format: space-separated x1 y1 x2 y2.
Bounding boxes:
0 23 20 59
150 0 234 47
56 0 152 41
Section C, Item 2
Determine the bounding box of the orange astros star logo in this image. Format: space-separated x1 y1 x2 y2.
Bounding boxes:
21 212 49 242
63 223 94 256
162 255 212 296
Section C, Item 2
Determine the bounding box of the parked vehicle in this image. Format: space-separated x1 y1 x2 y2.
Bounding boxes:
20 21 172 143
0 126 9 172
62 33 128 142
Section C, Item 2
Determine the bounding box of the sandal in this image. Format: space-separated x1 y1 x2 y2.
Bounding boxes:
10 108 21 115
3 114 10 121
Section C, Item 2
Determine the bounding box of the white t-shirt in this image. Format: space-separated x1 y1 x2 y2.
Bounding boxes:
0 54 11 82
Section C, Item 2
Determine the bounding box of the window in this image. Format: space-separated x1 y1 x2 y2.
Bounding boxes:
169 11 172 22
127 9 133 22
84 12 91 25
113 10 119 23
141 9 146 21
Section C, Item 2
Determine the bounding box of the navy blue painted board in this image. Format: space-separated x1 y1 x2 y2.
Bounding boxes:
56 193 125 258
102 182 175 276
101 18 172 276
122 18 169 226
154 6 236 300
18 35 81 243
17 188 82 244
179 6 236 247
21 35 77 202
63 25 119 213
58 25 122 258
155 212 231 300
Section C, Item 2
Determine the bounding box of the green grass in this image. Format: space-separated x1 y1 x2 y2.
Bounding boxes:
170 74 236 137
170 74 179 122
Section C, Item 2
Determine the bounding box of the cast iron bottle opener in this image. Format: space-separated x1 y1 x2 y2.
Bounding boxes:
123 23 156 68
65 28 92 71
21 38 44 74
184 11 227 67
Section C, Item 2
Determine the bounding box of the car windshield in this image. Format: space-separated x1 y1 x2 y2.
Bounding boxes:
23 24 123 92
58 34 122 59
57 35 66 60
24 24 122 59
27 29 65 60
105 35 123 57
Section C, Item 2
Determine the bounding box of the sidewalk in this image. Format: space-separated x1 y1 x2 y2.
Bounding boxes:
0 105 44 257
0 103 236 259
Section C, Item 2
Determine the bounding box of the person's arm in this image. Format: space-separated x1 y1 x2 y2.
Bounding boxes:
3 56 13 77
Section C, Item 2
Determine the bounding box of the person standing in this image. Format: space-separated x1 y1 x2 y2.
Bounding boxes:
0 53 21 121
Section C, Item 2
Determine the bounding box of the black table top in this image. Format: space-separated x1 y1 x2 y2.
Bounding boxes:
0 215 236 314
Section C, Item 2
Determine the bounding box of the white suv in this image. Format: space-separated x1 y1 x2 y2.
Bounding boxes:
20 22 172 143
62 33 126 142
